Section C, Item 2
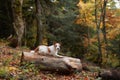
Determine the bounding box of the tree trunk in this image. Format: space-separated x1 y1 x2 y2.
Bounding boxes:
11 0 25 47
20 52 82 73
102 0 108 57
35 0 43 46
95 0 102 65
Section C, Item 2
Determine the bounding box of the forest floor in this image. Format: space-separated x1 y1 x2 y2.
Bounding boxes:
0 41 101 80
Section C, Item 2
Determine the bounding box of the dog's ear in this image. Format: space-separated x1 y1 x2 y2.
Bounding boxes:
53 41 56 45
53 41 62 46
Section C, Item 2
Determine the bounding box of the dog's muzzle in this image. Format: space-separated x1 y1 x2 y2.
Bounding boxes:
56 48 60 51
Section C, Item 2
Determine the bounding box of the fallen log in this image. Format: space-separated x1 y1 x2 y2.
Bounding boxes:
98 69 120 80
20 52 82 73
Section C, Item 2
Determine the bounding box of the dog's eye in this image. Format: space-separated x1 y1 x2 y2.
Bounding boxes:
55 45 57 47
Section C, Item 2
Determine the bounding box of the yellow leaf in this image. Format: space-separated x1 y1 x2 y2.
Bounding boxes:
8 66 18 71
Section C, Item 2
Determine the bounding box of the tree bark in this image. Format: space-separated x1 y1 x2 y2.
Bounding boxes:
35 0 43 46
102 0 108 57
11 0 25 47
20 52 82 73
95 0 102 65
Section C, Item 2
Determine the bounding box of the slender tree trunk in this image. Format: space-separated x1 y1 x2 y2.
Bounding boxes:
102 0 108 57
11 0 25 47
118 38 120 65
84 12 90 54
87 25 90 53
35 0 43 46
95 0 102 65
118 39 120 54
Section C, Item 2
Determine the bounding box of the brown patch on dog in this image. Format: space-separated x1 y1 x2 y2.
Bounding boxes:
47 47 51 53
34 47 39 52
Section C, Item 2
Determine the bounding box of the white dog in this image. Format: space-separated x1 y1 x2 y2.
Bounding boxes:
31 43 61 56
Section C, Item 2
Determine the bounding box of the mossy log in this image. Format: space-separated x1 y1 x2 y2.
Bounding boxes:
20 52 82 73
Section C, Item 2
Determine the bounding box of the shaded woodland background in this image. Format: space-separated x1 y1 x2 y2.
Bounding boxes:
0 0 120 68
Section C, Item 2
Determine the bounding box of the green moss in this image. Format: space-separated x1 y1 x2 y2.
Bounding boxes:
0 67 12 79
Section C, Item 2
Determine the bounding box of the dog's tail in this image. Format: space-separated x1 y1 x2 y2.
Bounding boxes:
34 46 39 52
